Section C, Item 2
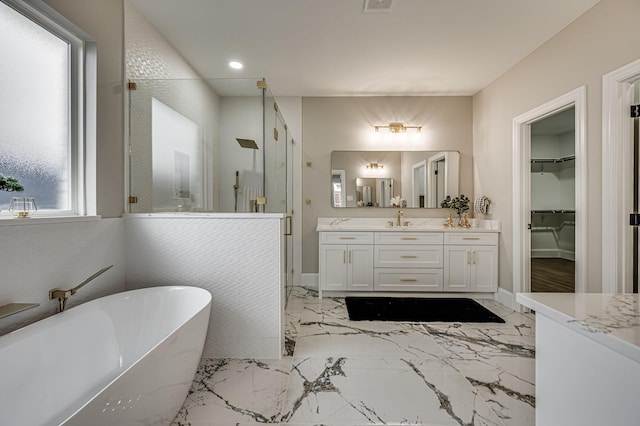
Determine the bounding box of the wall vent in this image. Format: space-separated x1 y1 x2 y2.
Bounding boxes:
363 0 393 13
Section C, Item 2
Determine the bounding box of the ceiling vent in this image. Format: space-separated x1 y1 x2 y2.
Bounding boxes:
363 0 393 13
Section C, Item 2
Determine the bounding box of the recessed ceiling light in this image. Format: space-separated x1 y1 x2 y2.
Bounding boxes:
229 61 243 70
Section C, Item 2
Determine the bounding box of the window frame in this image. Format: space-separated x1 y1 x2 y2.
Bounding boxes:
1 0 96 217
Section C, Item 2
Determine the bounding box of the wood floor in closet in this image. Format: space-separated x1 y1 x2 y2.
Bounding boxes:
531 258 575 293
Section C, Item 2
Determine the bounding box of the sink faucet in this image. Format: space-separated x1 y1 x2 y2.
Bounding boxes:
49 265 113 312
397 210 404 226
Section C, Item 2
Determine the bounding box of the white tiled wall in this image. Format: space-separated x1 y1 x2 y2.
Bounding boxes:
0 218 126 335
125 214 285 359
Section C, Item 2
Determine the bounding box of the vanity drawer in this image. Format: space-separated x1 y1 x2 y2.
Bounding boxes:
374 245 443 268
374 232 443 245
320 232 374 244
444 233 498 245
374 268 444 291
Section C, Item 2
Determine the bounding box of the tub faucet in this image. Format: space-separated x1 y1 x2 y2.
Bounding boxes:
397 210 404 226
49 265 113 312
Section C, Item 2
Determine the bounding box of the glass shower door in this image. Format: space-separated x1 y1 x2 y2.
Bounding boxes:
264 98 294 301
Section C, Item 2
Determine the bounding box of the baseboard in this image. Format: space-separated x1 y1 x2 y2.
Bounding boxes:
532 249 575 261
496 287 516 311
301 273 319 290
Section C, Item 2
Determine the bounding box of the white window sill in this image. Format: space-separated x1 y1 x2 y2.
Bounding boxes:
0 215 102 227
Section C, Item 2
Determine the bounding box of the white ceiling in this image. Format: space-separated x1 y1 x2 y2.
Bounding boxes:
128 0 600 97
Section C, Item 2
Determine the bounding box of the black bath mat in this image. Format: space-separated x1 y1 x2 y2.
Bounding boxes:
345 297 505 323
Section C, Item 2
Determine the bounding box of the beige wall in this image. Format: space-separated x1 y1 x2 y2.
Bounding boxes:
302 96 473 273
473 0 640 293
45 0 124 218
41 0 640 293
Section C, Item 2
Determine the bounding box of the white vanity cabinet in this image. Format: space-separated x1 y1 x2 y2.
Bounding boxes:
373 232 444 291
319 232 374 296
443 233 498 292
317 219 500 297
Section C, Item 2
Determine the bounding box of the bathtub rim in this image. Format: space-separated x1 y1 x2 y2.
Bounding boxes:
1 285 211 342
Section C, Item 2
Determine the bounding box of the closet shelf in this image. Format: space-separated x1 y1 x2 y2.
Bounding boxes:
531 209 575 214
530 155 575 164
531 155 575 173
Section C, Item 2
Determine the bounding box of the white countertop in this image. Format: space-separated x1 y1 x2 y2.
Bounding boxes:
316 217 501 232
517 292 640 363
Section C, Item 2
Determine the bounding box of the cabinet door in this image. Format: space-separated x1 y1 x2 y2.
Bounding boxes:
471 245 498 291
349 245 374 291
444 245 471 291
320 244 348 291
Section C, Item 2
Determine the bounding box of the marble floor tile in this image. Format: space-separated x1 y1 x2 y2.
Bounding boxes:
475 300 535 333
171 358 292 425
285 312 301 357
451 356 536 426
295 319 447 359
300 297 349 323
280 357 505 425
174 289 535 426
425 322 535 361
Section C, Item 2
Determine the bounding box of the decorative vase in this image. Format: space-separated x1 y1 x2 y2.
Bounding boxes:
444 212 454 228
458 212 471 228
9 197 37 218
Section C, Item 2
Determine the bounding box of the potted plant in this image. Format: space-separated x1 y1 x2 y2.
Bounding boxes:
389 195 406 208
440 194 470 226
0 174 23 192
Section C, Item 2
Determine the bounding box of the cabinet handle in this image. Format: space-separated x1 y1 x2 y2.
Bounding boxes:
463 237 480 240
343 250 347 264
467 251 471 265
400 278 418 282
340 237 356 240
473 251 477 264
349 250 352 264
401 237 417 240
400 255 418 259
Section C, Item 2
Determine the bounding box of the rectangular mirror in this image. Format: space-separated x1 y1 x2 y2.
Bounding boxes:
331 151 460 208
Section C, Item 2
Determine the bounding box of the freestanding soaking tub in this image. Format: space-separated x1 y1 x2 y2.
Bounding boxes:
0 286 211 426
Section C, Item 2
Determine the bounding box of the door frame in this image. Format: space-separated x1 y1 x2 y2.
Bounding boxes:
512 86 587 307
331 169 346 207
427 152 446 208
602 58 640 293
411 159 427 208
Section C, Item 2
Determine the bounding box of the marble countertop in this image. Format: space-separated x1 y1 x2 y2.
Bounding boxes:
316 217 501 232
517 292 640 363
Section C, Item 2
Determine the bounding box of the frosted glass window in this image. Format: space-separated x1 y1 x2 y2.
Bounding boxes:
0 1 71 211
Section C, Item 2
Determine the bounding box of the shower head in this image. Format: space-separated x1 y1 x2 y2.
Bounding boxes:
236 138 259 149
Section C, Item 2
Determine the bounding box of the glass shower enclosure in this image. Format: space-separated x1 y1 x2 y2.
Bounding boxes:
127 78 294 300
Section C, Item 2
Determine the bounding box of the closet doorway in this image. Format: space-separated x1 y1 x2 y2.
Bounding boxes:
512 86 587 308
530 107 576 292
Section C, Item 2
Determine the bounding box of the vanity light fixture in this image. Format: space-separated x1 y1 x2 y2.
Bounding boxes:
228 61 243 70
366 162 384 170
374 122 422 133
